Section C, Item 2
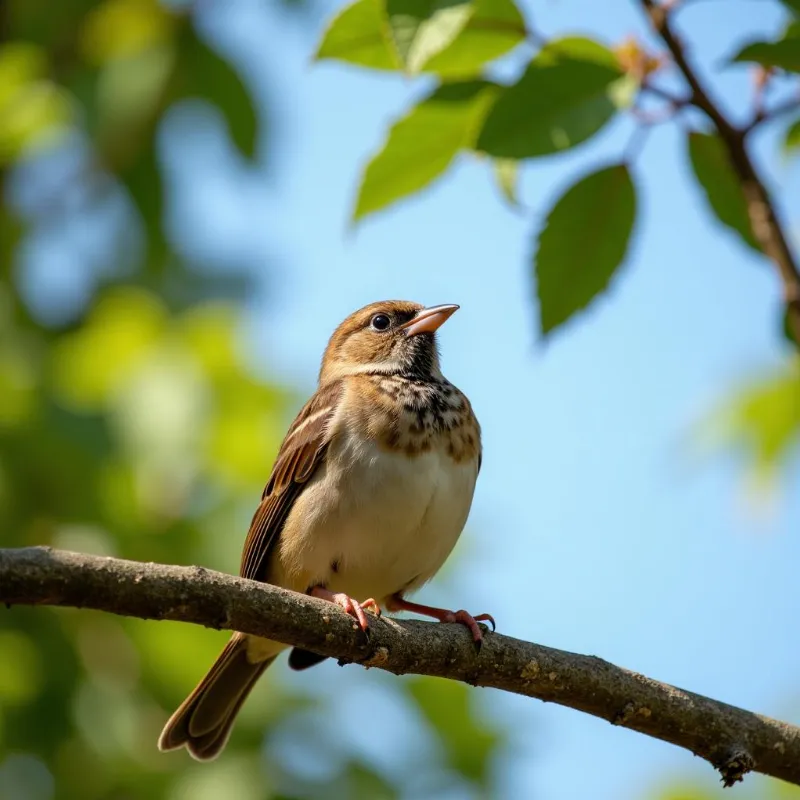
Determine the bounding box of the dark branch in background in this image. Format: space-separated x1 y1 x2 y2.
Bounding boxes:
639 0 800 347
2 547 800 788
746 94 800 133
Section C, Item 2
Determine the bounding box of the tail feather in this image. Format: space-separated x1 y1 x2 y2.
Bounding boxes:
158 634 274 761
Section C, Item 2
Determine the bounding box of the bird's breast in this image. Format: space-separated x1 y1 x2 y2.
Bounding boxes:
275 379 481 603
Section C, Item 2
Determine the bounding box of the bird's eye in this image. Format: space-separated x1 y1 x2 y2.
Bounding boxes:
370 313 391 331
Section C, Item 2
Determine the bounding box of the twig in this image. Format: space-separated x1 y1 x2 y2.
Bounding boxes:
639 0 800 346
641 81 690 109
745 94 800 134
2 546 800 788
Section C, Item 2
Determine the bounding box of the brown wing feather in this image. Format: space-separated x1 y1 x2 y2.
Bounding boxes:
239 380 342 582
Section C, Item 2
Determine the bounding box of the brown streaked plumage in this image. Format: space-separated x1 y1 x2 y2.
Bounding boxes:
158 300 490 761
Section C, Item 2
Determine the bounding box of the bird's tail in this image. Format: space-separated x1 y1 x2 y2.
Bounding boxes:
158 633 275 761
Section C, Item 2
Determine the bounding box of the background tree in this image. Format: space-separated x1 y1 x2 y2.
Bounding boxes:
0 0 505 797
1 0 799 799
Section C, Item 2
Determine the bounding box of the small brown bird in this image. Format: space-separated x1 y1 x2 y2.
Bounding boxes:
158 300 492 760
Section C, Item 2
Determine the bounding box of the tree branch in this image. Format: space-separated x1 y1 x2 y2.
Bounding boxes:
2 547 800 788
745 94 800 134
639 0 800 346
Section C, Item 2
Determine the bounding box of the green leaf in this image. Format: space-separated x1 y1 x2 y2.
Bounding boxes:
651 784 721 800
315 0 526 77
176 25 259 159
707 361 800 474
353 80 498 221
534 163 636 336
780 0 800 16
783 116 800 157
491 158 520 207
386 0 474 74
687 131 760 254
315 0 400 70
476 37 623 159
417 0 527 77
119 143 169 274
405 677 502 785
783 304 800 348
732 36 800 73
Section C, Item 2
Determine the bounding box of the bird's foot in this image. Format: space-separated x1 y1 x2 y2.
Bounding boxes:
310 587 381 635
360 598 382 617
386 595 495 651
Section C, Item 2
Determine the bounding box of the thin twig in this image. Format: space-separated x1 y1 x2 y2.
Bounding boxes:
641 81 691 109
2 546 800 788
639 0 800 346
745 94 800 135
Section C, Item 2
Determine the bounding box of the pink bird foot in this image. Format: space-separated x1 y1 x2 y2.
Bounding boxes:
386 594 495 651
311 587 381 635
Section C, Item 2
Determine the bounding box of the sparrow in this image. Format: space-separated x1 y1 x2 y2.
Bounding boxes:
158 300 492 761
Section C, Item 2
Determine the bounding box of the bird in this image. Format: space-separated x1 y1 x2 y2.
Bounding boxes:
158 300 492 761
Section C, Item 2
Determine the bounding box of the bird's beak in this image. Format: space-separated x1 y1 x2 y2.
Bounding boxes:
398 304 460 337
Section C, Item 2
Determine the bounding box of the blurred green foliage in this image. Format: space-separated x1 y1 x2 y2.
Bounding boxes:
648 774 800 800
0 0 508 797
1 0 797 796
698 359 800 494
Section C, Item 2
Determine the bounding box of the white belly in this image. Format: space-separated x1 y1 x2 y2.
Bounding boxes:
276 431 479 603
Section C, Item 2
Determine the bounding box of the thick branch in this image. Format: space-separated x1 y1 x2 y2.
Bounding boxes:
640 0 800 346
2 547 800 788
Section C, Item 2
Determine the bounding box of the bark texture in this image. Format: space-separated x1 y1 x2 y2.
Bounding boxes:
2 546 799 787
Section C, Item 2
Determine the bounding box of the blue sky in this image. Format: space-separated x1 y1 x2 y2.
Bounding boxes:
164 0 800 797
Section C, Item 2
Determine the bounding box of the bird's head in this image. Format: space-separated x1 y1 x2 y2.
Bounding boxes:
319 300 459 384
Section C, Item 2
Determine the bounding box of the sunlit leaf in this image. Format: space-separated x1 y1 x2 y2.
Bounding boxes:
315 0 526 77
703 360 800 476
179 304 241 380
687 131 760 253
0 82 74 163
650 783 721 800
176 25 259 159
491 157 519 207
533 163 637 336
315 0 400 71
353 80 499 221
79 0 176 66
386 0 473 73
476 37 623 159
207 387 287 485
0 42 47 107
422 0 527 77
51 288 167 410
93 43 177 149
0 43 75 164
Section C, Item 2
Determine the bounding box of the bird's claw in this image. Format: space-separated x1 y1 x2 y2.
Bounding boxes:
385 595 496 652
311 587 381 636
446 609 495 650
361 598 382 617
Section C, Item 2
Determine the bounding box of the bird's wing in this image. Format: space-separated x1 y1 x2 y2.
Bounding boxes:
239 380 343 582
